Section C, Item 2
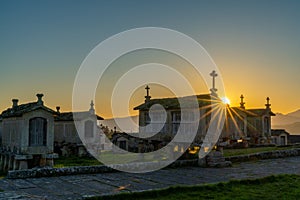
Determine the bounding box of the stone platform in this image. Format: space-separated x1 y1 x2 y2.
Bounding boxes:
0 156 299 199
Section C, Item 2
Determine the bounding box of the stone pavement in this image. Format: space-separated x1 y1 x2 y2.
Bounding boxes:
0 156 300 200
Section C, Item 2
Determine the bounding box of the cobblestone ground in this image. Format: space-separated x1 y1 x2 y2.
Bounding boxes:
0 156 300 200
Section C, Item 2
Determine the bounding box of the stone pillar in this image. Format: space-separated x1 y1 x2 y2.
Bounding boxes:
8 155 14 170
19 160 28 170
0 155 4 171
166 143 175 161
13 158 19 170
42 154 58 167
138 142 144 160
78 146 86 157
3 155 8 172
39 157 47 167
0 154 5 171
15 155 33 170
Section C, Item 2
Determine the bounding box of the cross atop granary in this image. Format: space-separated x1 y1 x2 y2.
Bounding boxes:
145 85 151 103
89 100 95 114
265 97 271 109
240 94 245 109
210 70 218 95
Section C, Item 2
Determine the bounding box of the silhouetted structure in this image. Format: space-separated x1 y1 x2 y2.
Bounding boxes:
134 71 276 146
0 94 104 172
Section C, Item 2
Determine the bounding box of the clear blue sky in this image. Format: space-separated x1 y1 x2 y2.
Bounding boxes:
1 0 300 117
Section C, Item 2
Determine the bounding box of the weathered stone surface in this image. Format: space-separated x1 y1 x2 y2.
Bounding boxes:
226 148 300 163
8 148 300 179
7 159 199 179
0 156 300 200
204 151 232 167
14 155 33 160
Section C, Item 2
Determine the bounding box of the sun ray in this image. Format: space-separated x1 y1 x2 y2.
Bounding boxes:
203 103 225 131
228 107 245 122
200 104 222 120
226 107 242 137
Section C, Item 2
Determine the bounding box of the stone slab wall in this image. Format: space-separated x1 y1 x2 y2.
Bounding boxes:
225 148 300 163
6 148 300 179
7 159 198 179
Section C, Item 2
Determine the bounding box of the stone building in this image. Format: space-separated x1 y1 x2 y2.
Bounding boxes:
54 102 104 157
221 95 275 144
271 129 289 146
134 93 214 143
134 71 276 146
0 94 57 171
0 94 104 172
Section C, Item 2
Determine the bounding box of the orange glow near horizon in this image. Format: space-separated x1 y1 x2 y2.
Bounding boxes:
0 55 298 119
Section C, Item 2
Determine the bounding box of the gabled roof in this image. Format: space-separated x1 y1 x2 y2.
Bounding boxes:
245 109 276 117
54 111 104 121
134 94 218 111
271 129 290 136
0 102 56 118
0 94 104 121
229 107 247 114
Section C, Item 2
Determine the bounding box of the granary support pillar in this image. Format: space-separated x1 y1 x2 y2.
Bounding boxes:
15 155 33 170
0 155 4 171
7 154 14 170
3 154 9 172
13 158 19 170
42 153 59 167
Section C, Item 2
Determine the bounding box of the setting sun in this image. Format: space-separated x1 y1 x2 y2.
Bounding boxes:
221 97 231 105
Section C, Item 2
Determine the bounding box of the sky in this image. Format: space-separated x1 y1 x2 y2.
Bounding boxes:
0 0 300 118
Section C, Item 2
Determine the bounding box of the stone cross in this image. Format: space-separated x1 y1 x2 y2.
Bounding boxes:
240 94 245 109
210 70 218 94
89 100 95 114
265 97 271 109
145 85 150 97
90 100 94 108
145 85 151 102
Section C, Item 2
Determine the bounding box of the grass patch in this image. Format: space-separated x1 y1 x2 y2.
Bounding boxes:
54 146 298 167
87 174 300 200
54 156 101 168
54 152 164 168
223 146 295 157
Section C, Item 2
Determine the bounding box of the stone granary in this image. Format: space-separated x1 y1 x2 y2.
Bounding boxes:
134 71 276 146
221 95 275 145
54 102 104 157
0 94 57 171
0 94 104 172
271 129 289 146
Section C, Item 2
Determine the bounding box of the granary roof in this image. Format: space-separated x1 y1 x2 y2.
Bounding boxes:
227 107 276 117
271 129 290 136
245 108 276 117
0 102 57 118
54 111 103 121
0 94 104 121
134 94 218 111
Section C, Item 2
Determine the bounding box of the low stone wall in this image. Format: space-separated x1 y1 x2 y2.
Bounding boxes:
203 151 232 167
7 159 198 179
7 148 300 179
225 148 300 163
7 165 115 179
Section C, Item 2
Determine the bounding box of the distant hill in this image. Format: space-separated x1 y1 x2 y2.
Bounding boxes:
273 122 300 135
286 109 300 118
272 109 300 134
272 113 300 126
100 115 139 133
